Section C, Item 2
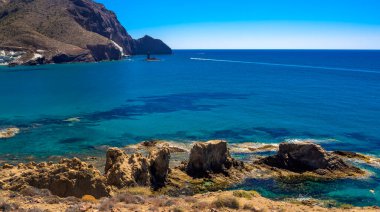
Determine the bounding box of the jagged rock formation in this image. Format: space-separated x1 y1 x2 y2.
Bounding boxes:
1 158 110 198
0 0 171 65
260 142 365 177
149 147 171 188
105 148 151 188
105 147 170 189
0 140 370 206
186 140 244 177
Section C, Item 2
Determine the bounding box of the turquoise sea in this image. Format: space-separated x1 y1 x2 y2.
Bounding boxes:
1 50 380 206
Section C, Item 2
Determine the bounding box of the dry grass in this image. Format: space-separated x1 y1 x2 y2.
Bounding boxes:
232 190 260 199
97 193 146 211
0 200 20 211
149 196 173 207
339 203 354 209
192 201 210 210
19 186 51 197
124 186 153 196
172 207 185 212
243 202 257 210
213 195 240 209
116 193 145 204
183 196 198 203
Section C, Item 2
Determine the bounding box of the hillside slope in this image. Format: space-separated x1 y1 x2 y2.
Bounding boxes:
0 0 171 65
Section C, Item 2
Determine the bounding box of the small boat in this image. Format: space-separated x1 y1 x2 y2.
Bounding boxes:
146 52 160 62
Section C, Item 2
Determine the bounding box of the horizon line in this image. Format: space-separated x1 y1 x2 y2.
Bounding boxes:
172 49 380 51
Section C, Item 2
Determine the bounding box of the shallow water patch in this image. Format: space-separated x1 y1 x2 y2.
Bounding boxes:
234 174 380 207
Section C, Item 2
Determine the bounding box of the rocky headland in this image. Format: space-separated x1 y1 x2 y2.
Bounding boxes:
0 140 378 211
0 0 172 66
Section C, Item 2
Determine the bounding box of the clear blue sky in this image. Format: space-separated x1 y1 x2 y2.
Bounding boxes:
97 0 380 49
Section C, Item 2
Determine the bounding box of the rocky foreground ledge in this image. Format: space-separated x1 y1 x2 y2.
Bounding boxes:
0 140 378 211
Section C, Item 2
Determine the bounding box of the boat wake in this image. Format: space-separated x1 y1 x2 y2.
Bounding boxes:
190 57 380 74
285 138 338 144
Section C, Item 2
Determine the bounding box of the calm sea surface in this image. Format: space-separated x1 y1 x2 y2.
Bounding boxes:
1 50 380 206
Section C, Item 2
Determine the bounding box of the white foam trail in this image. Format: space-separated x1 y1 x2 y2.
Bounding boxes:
190 57 380 74
285 138 338 144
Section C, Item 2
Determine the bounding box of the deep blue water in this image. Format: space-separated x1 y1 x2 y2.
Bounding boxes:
1 50 380 206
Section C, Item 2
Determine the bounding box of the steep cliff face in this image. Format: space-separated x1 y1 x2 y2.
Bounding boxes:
0 0 171 65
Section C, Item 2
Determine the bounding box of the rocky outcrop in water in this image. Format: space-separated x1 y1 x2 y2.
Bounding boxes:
259 142 365 178
0 127 20 139
186 140 244 177
105 147 170 189
0 0 171 66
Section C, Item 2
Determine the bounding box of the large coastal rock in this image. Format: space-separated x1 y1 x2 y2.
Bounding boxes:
105 148 151 188
1 158 110 198
0 0 171 65
186 140 243 177
149 147 171 188
105 147 170 189
260 142 365 178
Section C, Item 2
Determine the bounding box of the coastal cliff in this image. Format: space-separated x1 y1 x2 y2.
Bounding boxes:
0 0 172 66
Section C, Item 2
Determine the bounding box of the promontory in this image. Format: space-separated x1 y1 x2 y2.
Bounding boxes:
0 0 172 66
